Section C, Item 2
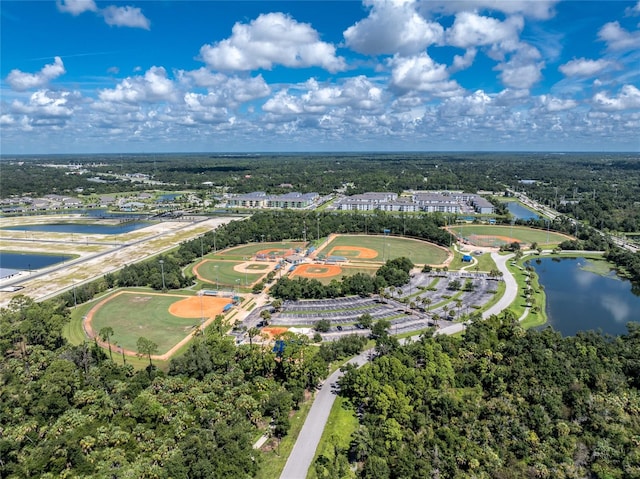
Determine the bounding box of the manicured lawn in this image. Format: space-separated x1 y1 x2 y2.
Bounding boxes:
448 224 571 247
194 259 268 287
90 292 200 354
324 234 450 265
217 241 307 259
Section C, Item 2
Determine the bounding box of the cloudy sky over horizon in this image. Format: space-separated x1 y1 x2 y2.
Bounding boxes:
1 0 639 154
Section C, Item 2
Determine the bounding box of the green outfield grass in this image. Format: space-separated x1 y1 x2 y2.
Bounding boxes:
90 292 200 355
194 259 270 287
324 234 450 265
216 241 307 259
448 224 571 247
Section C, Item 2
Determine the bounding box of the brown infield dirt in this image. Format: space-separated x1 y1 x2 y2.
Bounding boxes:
290 263 343 279
327 246 378 259
169 295 232 318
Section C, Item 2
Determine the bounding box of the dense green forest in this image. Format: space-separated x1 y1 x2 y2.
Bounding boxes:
0 295 368 478
3 153 639 234
333 315 640 479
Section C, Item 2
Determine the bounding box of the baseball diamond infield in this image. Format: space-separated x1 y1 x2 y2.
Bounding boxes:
290 264 343 278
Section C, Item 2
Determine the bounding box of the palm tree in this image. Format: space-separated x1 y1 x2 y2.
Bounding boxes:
137 337 158 373
442 305 449 320
248 326 260 346
424 297 432 313
454 299 463 318
99 326 115 361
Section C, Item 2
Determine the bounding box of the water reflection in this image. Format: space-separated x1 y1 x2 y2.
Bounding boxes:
533 257 640 336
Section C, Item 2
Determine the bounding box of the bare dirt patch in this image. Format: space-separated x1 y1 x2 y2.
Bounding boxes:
261 326 289 339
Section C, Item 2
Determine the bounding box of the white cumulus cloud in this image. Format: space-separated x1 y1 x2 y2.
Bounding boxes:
56 0 97 15
389 52 461 95
102 5 150 30
559 58 611 77
598 21 640 51
179 69 271 106
199 12 346 72
98 66 177 104
593 84 640 110
538 95 578 112
450 48 477 72
6 57 66 91
446 12 523 49
344 0 443 56
495 43 544 90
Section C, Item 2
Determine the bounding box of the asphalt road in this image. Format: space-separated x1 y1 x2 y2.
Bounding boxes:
280 350 371 479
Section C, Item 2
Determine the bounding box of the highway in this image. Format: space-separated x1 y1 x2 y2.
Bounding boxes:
509 189 639 253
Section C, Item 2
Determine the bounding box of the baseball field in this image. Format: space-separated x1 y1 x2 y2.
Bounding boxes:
318 234 451 265
85 290 232 356
447 224 572 248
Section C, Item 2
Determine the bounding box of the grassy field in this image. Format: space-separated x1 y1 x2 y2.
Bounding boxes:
193 259 270 287
323 234 450 265
217 241 307 259
448 224 571 247
90 292 200 354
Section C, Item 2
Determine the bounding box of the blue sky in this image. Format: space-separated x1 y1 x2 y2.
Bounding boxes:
1 0 639 154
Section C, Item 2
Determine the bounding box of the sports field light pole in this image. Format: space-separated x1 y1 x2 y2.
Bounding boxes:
199 290 204 333
72 279 77 307
214 265 219 291
236 279 241 296
546 219 550 244
159 260 166 291
200 236 204 258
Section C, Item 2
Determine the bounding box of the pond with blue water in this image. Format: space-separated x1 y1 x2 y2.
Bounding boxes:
506 201 540 220
533 257 640 336
0 251 74 271
1 221 154 235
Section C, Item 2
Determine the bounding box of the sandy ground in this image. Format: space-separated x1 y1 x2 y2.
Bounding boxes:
0 215 239 307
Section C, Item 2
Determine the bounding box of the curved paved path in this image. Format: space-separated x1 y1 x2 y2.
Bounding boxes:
280 350 370 479
279 250 518 478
